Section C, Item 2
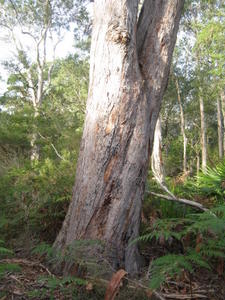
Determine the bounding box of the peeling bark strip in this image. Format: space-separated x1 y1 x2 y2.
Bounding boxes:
54 0 184 274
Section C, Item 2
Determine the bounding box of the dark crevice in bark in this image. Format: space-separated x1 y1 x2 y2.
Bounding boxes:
137 0 155 58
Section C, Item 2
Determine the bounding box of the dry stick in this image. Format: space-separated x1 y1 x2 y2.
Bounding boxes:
38 132 68 162
147 191 208 212
161 293 207 299
0 258 54 276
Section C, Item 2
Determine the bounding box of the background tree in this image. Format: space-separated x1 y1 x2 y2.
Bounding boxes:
0 0 89 160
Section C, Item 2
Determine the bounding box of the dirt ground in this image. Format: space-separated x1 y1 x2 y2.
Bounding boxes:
0 255 225 300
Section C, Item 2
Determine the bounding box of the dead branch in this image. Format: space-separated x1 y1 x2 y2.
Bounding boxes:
0 258 54 277
147 191 208 212
38 132 68 162
162 293 207 299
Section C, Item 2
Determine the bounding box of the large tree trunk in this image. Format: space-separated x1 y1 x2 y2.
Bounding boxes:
217 97 224 159
54 0 184 275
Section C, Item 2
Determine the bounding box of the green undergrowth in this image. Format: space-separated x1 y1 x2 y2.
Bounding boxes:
0 239 21 278
31 239 109 279
140 162 225 290
27 275 89 300
0 157 77 243
138 205 225 289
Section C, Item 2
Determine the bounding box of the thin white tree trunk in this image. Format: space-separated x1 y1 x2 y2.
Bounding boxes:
196 153 200 176
199 90 207 172
221 89 225 156
175 76 188 173
152 116 187 201
217 97 223 159
151 117 164 183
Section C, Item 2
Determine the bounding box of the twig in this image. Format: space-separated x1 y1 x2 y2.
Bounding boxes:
38 132 68 161
9 274 23 285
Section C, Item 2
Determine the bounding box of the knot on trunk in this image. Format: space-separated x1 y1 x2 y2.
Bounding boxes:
107 20 130 45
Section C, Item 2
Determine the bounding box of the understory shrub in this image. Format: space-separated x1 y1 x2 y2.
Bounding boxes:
140 162 225 290
0 156 77 242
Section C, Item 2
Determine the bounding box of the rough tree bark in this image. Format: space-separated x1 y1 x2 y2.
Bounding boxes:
54 0 184 274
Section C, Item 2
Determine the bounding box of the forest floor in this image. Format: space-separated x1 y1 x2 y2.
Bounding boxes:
0 248 224 300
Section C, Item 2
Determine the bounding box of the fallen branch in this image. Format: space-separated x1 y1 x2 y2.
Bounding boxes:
147 191 209 212
0 258 54 276
162 293 207 299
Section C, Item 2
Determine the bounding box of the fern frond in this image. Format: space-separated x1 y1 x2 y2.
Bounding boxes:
0 263 21 277
149 254 193 290
0 247 14 257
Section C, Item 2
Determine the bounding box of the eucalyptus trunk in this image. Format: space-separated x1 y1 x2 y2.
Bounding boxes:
221 90 225 156
151 117 165 183
197 153 200 176
175 76 187 173
199 91 207 173
54 0 184 274
217 97 224 159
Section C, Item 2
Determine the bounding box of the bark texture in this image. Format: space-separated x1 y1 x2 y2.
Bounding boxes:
54 0 184 274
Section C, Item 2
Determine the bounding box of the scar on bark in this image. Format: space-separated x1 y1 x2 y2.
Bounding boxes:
105 108 117 135
104 155 118 182
95 123 99 134
96 181 116 237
